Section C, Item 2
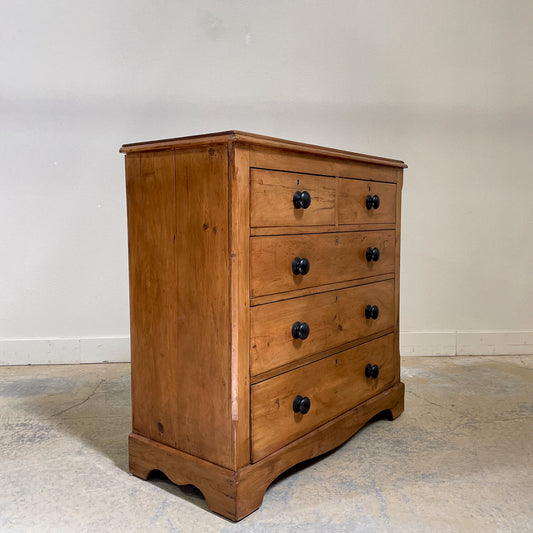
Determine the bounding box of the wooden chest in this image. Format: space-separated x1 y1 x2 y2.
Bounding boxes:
121 131 406 520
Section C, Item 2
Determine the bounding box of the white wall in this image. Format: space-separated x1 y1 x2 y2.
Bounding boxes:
1 0 532 363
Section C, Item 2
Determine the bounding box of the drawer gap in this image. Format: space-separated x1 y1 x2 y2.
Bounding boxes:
250 328 395 385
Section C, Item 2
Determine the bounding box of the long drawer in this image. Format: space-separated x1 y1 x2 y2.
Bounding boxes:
251 334 395 462
250 230 395 298
250 279 395 376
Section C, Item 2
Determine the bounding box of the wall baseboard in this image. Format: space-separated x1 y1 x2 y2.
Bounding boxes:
0 331 532 365
0 337 130 365
400 330 533 357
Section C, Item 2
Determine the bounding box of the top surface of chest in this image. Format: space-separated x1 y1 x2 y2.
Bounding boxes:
120 130 406 167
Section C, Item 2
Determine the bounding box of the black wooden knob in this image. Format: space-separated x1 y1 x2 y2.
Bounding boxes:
365 363 380 379
366 194 380 210
293 395 311 414
292 257 310 275
292 321 310 340
365 305 380 320
293 191 311 209
365 247 380 262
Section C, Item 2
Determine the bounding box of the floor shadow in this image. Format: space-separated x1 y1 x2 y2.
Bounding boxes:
7 363 398 520
9 363 132 472
145 470 212 513
267 410 391 491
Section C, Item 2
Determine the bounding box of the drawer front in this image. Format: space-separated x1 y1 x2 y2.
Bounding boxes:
250 280 395 376
250 230 395 298
251 334 395 462
338 179 396 225
250 169 335 227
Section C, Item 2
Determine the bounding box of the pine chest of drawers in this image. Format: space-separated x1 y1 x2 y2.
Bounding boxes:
121 131 406 520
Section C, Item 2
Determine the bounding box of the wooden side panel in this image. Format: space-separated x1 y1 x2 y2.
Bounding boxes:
251 334 395 462
250 279 395 376
126 146 233 469
338 179 396 225
173 146 232 467
250 230 396 297
126 151 180 450
250 169 335 227
394 168 404 381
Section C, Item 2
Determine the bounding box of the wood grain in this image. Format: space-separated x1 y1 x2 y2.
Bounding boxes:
250 230 396 297
126 151 180 450
126 146 234 469
250 145 403 182
228 143 251 469
250 169 335 227
393 168 404 382
251 334 395 462
250 279 395 375
250 273 394 306
172 146 232 467
337 178 396 225
250 328 395 385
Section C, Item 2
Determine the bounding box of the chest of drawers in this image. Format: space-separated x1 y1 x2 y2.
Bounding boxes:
121 131 406 520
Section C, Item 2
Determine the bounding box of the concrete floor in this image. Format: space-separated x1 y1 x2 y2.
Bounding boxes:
0 356 532 532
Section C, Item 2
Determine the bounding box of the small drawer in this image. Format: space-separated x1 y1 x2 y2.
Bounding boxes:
338 179 396 225
250 230 395 298
251 334 395 462
251 280 395 376
250 169 335 227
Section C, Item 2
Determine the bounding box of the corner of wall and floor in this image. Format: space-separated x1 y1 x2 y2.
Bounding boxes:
1 331 533 365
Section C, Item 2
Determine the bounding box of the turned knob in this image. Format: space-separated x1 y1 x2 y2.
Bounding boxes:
292 257 310 275
366 194 380 210
293 191 312 209
293 395 311 414
292 321 310 340
365 363 380 379
365 247 380 262
365 305 380 320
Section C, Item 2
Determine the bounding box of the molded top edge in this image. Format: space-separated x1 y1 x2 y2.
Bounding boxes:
119 130 407 168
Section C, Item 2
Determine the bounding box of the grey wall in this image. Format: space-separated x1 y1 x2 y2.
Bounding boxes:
1 0 532 363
